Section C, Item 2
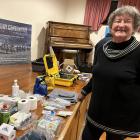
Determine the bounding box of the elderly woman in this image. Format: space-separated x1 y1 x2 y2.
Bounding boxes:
79 6 140 140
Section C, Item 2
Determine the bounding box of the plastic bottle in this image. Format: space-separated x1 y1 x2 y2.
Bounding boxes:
12 79 19 97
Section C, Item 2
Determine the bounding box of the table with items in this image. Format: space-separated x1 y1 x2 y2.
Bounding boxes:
0 77 91 140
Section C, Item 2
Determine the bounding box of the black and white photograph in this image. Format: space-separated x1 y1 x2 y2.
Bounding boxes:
0 19 32 64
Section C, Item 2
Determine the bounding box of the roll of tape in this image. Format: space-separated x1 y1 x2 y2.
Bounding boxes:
27 96 37 110
18 99 30 113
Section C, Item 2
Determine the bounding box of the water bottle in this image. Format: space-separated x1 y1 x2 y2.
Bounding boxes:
12 79 19 97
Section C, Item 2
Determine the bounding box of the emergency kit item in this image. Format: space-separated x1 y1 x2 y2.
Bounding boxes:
33 75 47 96
48 88 78 103
0 123 16 140
43 47 77 87
0 96 19 115
18 99 30 113
44 100 65 110
10 112 32 129
37 115 62 140
57 111 73 117
12 79 19 97
18 130 46 140
59 59 77 74
26 96 37 110
0 104 10 124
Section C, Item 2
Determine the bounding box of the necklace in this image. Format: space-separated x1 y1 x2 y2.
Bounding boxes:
103 37 140 59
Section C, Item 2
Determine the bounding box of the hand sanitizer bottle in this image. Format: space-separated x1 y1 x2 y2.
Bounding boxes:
12 79 19 97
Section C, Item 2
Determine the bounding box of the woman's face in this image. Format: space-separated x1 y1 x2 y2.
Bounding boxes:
110 14 134 43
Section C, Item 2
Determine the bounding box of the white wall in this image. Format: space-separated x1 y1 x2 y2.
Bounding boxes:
135 32 140 41
0 0 88 61
65 0 86 24
0 0 67 60
1 0 140 61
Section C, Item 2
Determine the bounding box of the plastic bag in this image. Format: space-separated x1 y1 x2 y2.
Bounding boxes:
17 130 46 140
33 75 47 96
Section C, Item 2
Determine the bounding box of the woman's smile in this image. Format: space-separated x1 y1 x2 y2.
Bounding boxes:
111 14 134 43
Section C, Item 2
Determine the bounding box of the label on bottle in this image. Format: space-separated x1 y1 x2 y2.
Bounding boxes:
12 85 19 97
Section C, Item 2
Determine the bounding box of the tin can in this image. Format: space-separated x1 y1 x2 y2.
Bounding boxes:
0 104 10 124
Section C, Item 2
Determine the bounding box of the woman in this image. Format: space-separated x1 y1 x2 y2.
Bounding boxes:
79 6 140 140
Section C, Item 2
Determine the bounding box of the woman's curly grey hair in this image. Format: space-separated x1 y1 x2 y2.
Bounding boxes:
108 6 140 31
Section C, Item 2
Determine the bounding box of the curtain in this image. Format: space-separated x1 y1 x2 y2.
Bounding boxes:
118 0 140 11
84 0 111 31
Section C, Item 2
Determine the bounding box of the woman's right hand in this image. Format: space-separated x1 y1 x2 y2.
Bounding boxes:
78 93 86 101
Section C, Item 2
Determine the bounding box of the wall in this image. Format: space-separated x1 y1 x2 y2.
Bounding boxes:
65 0 86 24
1 0 140 61
0 0 67 60
135 32 140 42
0 0 93 62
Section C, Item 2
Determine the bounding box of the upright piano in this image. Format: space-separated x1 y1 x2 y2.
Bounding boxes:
45 21 93 72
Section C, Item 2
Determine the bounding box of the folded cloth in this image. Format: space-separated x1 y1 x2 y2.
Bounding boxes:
48 88 77 103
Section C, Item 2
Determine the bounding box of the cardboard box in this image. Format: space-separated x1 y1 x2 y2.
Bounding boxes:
0 123 16 140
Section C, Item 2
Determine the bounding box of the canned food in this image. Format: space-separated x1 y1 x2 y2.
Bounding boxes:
0 104 10 124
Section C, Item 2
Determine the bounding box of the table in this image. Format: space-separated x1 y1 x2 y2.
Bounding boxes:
0 64 91 140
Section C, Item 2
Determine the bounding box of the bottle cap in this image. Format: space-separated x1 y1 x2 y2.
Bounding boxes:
14 79 17 83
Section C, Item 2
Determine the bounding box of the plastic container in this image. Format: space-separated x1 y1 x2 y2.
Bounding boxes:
12 79 19 97
43 54 77 87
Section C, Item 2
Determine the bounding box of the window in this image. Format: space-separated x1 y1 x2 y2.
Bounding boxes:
102 0 118 25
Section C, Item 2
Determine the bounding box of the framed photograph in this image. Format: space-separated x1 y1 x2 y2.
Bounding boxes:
0 19 32 64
